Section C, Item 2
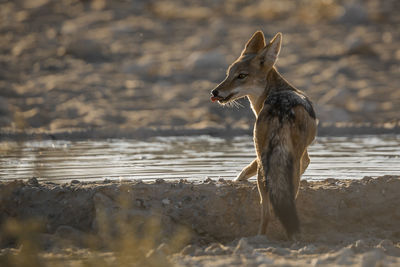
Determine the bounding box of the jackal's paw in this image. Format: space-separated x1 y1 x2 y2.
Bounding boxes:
234 174 248 182
233 177 242 182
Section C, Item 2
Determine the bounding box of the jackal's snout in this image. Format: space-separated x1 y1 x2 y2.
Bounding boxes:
210 79 236 103
210 88 223 102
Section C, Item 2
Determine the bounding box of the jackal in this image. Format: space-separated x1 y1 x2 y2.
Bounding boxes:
210 31 316 238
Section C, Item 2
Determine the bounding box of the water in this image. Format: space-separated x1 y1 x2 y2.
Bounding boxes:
0 135 399 183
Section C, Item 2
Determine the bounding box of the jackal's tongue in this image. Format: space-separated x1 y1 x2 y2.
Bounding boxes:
211 96 222 102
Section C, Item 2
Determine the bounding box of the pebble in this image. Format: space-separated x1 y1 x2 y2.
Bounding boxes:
27 177 39 186
377 239 400 256
299 244 317 255
360 248 384 267
204 243 231 255
233 238 254 255
203 177 213 184
350 239 369 253
266 247 291 256
180 244 197 256
335 248 354 265
254 255 274 265
155 178 165 184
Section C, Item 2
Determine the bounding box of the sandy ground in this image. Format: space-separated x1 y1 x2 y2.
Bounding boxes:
0 0 399 138
0 176 399 266
1 1 400 266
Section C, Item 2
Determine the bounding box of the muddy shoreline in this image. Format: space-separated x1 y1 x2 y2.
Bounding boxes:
1 176 399 266
1 123 400 142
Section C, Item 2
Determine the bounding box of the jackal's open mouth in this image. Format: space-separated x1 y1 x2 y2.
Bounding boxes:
211 93 236 104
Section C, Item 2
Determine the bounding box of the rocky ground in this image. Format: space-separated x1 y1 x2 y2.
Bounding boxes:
0 176 399 266
0 0 399 137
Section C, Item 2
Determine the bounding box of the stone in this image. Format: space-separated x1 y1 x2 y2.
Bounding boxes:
335 248 354 265
204 243 231 255
299 244 317 255
203 177 213 184
27 177 39 186
162 198 170 205
155 178 165 184
233 238 254 255
145 243 170 265
180 244 197 256
377 239 400 256
360 248 384 267
266 247 291 256
254 255 274 265
350 239 369 253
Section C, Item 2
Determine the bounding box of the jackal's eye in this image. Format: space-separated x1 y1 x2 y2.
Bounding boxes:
237 73 248 79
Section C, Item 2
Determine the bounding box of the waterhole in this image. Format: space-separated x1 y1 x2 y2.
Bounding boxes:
0 135 399 183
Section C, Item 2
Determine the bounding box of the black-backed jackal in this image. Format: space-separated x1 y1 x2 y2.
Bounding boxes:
210 31 317 238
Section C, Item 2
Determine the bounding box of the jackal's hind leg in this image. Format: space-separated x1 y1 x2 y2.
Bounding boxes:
256 168 271 235
235 158 257 182
294 150 310 198
300 150 310 175
293 159 301 199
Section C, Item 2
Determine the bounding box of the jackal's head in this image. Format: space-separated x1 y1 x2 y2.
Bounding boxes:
210 31 281 104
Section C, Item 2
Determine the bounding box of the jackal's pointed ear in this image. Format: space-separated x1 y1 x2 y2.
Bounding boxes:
259 32 282 65
241 31 266 55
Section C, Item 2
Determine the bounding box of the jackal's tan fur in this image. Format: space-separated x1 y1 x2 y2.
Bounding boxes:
211 31 317 238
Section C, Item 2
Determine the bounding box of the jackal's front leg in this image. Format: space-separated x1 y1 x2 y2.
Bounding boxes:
235 158 257 181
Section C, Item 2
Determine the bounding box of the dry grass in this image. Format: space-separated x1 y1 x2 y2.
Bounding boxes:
0 192 191 267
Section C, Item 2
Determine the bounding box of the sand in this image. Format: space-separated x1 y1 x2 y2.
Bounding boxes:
1 176 399 266
0 0 400 139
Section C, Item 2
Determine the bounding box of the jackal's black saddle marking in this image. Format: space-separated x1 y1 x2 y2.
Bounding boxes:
264 90 316 122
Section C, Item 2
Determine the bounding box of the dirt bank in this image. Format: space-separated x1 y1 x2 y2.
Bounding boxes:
1 176 399 266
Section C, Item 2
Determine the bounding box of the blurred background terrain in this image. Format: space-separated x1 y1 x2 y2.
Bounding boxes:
0 0 399 135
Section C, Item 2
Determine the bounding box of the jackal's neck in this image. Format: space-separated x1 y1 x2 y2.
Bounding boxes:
248 68 293 117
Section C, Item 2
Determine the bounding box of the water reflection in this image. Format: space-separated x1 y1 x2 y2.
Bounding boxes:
0 135 399 183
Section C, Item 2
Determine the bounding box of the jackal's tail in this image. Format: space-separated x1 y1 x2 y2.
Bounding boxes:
262 137 299 238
